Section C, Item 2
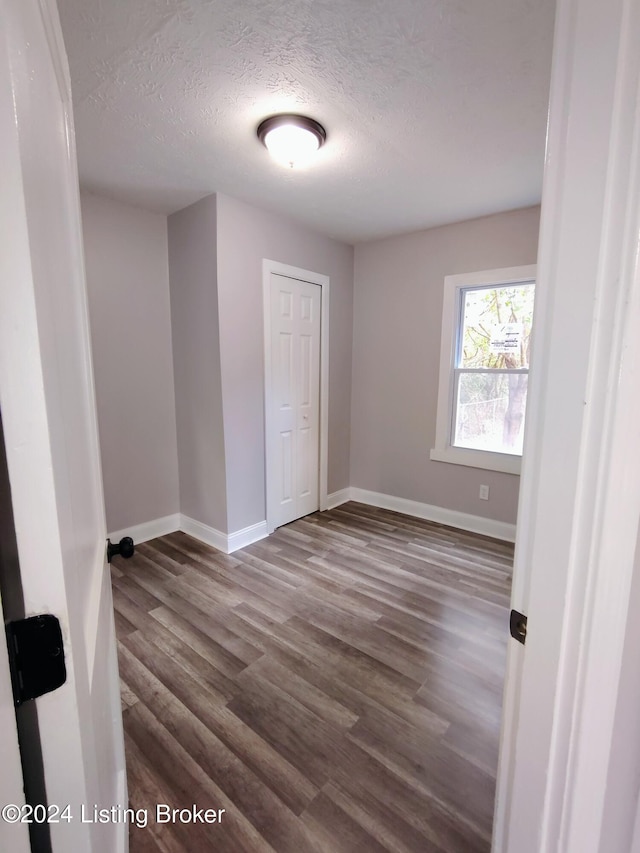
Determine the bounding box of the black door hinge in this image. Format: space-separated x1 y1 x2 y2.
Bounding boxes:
6 615 66 706
510 609 528 645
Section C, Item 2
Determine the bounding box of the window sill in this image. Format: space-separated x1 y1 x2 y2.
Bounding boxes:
430 446 522 475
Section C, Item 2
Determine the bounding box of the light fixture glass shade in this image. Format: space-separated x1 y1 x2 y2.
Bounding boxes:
257 115 326 168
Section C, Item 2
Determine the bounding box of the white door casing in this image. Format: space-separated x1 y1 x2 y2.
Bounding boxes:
0 1 126 851
263 261 330 533
494 0 640 849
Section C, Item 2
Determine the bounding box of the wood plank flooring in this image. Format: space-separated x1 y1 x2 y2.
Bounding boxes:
111 502 513 853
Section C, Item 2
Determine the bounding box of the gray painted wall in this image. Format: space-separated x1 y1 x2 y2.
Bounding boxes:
83 189 534 536
351 206 541 525
168 195 228 532
80 191 179 532
216 193 355 533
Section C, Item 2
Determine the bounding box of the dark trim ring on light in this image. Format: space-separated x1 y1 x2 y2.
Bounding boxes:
256 114 327 149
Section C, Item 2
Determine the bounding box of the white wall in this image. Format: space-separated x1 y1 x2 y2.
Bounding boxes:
84 189 353 540
83 190 537 537
215 192 354 533
351 206 540 525
167 195 228 533
600 528 640 851
81 191 179 533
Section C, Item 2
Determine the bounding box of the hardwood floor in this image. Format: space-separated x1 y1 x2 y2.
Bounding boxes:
111 502 513 852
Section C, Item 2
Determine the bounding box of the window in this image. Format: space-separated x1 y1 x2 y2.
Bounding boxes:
431 265 536 475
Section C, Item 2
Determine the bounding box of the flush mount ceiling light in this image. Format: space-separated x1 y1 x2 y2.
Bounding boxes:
257 114 326 169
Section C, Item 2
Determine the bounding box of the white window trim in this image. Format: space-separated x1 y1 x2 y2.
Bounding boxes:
430 264 536 476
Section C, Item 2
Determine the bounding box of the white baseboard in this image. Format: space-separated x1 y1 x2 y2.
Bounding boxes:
108 513 180 546
179 514 228 553
179 514 268 554
110 488 513 558
333 487 516 542
326 488 351 509
227 520 269 552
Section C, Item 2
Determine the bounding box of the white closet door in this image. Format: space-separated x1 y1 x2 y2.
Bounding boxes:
270 273 321 528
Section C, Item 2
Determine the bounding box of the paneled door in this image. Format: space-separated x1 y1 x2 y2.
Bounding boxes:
269 273 322 528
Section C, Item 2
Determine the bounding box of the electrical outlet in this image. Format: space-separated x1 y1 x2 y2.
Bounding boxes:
479 484 490 500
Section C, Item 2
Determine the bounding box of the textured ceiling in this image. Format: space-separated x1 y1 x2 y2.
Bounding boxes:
57 0 556 243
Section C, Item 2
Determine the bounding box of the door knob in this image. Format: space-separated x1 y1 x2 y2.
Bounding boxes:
106 536 135 563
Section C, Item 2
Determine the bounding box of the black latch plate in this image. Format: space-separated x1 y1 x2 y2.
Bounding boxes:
510 609 528 645
6 615 66 706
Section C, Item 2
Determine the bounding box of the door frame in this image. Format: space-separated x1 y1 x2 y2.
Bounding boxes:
263 259 330 534
494 0 640 848
0 0 126 849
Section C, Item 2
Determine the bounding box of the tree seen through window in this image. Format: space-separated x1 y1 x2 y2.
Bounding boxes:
454 283 535 455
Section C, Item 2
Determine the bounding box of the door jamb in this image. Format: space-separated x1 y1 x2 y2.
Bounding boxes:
263 259 330 534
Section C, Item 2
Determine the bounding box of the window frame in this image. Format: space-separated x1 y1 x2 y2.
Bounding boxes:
430 264 536 475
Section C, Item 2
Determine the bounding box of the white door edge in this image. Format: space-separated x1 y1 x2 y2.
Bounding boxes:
263 259 329 534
